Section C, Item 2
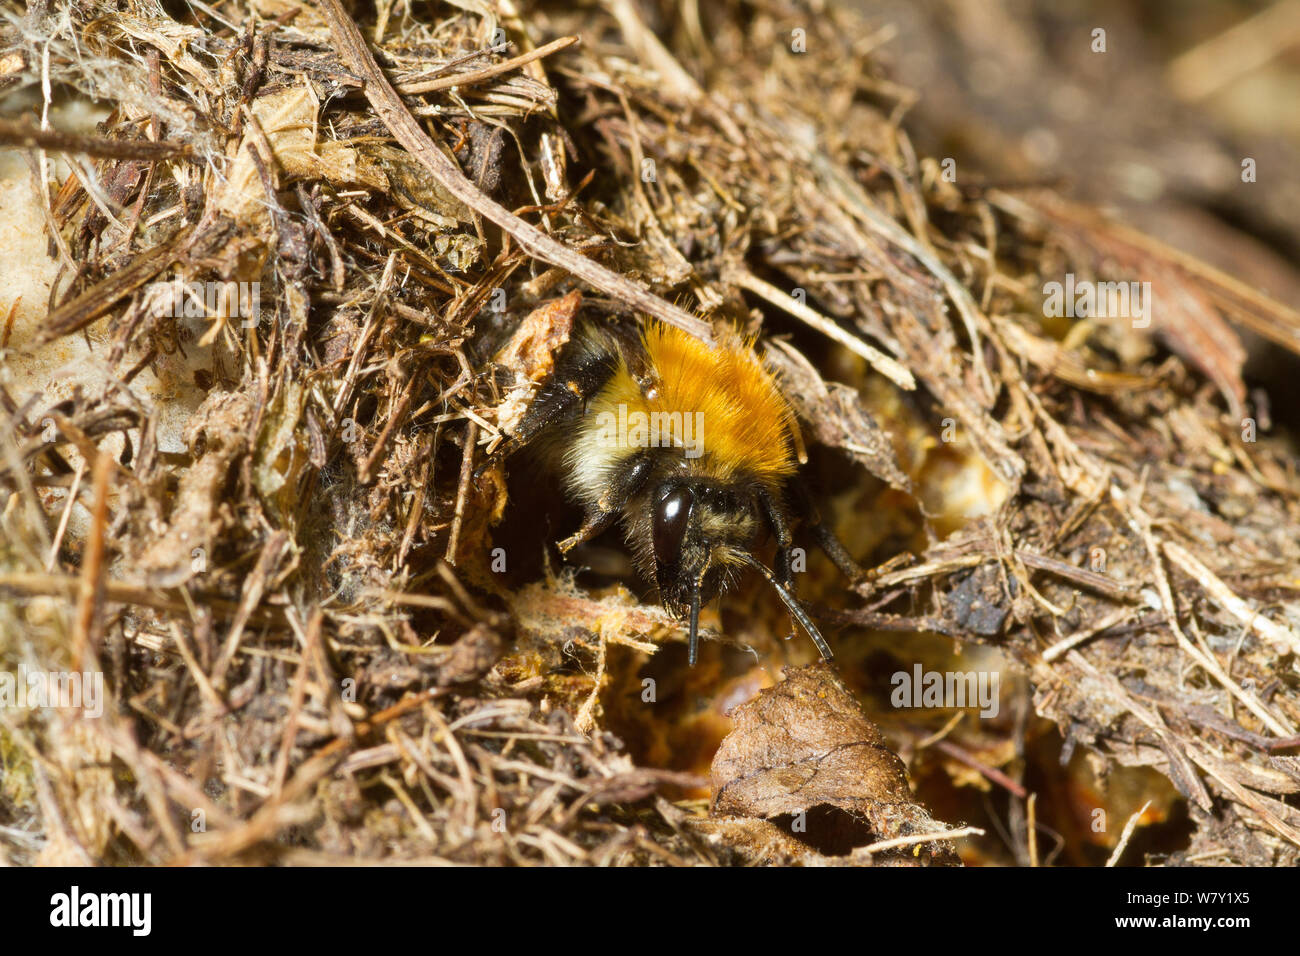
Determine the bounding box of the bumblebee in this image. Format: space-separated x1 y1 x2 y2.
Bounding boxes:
483 319 861 665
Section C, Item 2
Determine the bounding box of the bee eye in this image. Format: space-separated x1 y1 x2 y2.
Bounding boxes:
653 486 694 569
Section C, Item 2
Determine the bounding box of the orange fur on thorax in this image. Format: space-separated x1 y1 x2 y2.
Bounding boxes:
596 322 797 485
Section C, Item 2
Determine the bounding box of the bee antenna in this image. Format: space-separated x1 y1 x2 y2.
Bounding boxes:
734 552 835 662
687 580 702 667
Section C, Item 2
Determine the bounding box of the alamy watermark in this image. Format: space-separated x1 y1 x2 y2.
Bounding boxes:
0 666 104 718
50 886 150 936
149 280 261 327
593 403 704 459
1043 273 1151 328
891 664 1000 718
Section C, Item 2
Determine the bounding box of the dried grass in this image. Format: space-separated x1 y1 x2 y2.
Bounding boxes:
2 0 1299 866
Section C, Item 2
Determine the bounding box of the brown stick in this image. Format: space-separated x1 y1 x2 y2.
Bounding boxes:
41 225 195 342
396 35 579 95
0 116 192 160
72 451 113 672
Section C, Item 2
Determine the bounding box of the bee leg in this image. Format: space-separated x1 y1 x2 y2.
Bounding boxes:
556 451 656 554
755 487 795 590
474 344 619 478
756 487 802 644
787 479 866 583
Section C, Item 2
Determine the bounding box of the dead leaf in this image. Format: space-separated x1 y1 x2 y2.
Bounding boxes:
710 662 960 863
218 84 383 223
494 290 581 384
766 342 913 493
137 390 253 587
488 291 582 438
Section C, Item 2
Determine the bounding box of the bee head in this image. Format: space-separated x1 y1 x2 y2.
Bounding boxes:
651 481 759 665
648 479 835 667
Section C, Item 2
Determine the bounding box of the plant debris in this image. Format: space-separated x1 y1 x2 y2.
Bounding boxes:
1 0 1299 867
